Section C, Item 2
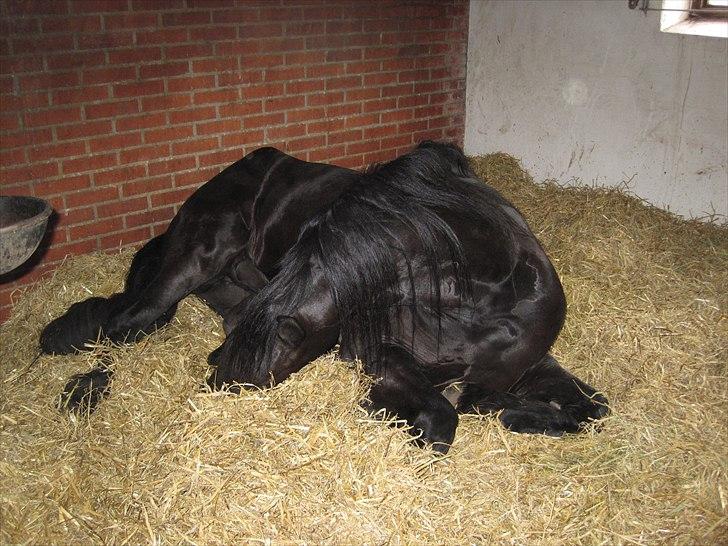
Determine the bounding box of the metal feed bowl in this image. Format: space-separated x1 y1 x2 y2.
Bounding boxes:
0 196 53 275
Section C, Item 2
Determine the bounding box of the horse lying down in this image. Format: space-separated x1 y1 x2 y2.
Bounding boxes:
41 141 608 454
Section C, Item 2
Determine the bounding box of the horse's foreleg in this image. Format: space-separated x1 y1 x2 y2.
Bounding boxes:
509 354 609 426
457 354 608 435
365 345 458 454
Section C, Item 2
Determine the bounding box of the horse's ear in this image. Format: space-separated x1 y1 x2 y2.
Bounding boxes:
276 316 305 346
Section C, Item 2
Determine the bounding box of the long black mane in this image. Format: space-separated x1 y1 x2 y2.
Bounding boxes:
222 141 522 381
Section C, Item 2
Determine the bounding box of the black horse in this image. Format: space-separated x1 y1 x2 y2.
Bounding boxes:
208 142 608 453
41 147 360 408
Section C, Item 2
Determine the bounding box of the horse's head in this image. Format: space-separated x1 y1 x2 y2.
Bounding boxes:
207 253 339 391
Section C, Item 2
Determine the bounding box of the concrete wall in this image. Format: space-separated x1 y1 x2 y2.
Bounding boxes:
465 0 727 220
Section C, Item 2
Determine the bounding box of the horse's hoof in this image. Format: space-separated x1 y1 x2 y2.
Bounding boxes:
58 367 113 414
499 407 580 436
565 392 610 427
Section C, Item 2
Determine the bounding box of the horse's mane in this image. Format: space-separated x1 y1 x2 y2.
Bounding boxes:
221 141 522 381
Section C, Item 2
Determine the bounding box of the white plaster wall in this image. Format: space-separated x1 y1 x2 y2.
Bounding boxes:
464 0 728 220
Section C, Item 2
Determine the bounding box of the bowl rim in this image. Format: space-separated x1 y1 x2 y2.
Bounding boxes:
0 195 53 235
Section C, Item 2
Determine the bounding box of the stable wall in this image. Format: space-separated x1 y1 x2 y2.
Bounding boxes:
0 0 468 322
465 0 727 220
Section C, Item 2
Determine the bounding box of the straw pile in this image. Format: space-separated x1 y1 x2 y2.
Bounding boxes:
1 155 726 545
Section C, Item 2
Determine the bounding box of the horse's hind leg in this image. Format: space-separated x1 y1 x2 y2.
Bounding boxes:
364 345 458 454
39 236 172 355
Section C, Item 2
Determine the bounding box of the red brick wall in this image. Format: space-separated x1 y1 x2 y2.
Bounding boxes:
0 0 468 322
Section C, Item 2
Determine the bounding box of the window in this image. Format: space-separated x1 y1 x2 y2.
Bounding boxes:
660 0 728 38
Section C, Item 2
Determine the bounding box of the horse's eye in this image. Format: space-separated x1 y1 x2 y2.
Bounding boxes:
276 316 305 346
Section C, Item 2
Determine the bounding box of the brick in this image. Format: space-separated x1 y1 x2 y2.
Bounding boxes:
0 148 26 165
347 140 382 155
166 44 214 59
125 206 174 229
325 103 361 117
168 106 216 124
70 217 125 241
307 118 346 134
45 239 97 263
53 86 110 105
78 32 134 50
193 88 240 105
285 134 326 153
89 132 143 153
285 108 324 123
307 92 345 107
214 40 259 56
240 83 285 100
200 148 250 167
139 61 189 79
116 113 166 132
71 0 130 13
122 175 173 197
171 137 218 156
29 141 87 162
83 66 137 85
56 205 95 227
43 14 102 33
174 166 217 186
119 144 170 164
162 10 210 26
328 129 362 145
65 186 119 208
265 95 305 112
220 104 270 123
23 107 82 128
0 56 43 74
190 26 237 42
108 47 162 65
344 113 380 128
148 155 196 176
150 188 193 208
1 92 49 111
85 99 139 119
346 88 381 102
192 58 239 73
0 162 58 183
94 165 146 186
100 226 151 250
285 80 324 95
264 66 306 82
1 128 53 148
97 197 147 218
219 129 265 148
19 72 79 92
104 12 159 28
238 22 283 39
268 124 307 140
63 153 117 175
142 93 192 112
113 80 164 98
144 125 194 144
0 115 20 132
196 119 241 135
136 28 188 45
168 75 216 93
12 35 75 55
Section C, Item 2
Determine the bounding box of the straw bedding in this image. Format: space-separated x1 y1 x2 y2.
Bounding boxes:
1 155 726 545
